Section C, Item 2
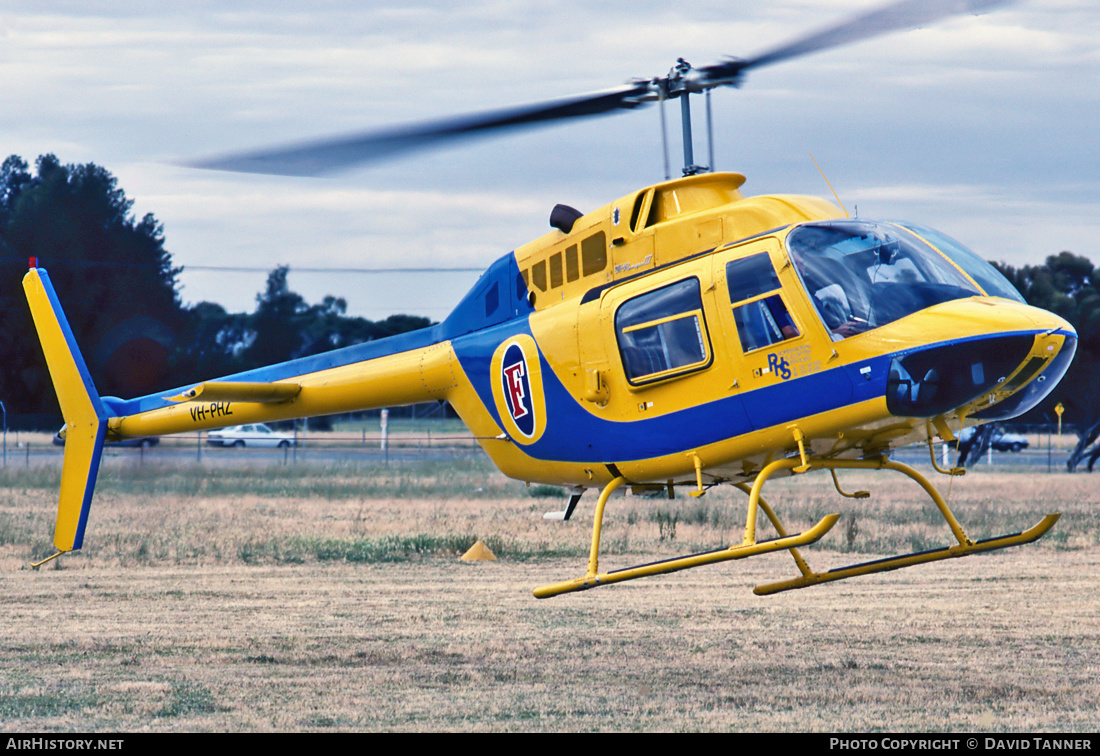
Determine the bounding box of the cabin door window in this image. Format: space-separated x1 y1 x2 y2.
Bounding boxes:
725 252 800 352
614 278 712 385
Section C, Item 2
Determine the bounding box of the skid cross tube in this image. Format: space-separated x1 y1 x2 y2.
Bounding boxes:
533 474 839 598
743 456 972 547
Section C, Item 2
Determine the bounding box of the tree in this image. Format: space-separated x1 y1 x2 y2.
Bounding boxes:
995 253 1100 470
0 154 185 415
242 265 433 369
243 266 308 367
171 301 252 386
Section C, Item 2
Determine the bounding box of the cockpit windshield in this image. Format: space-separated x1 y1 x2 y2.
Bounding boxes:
893 222 1026 304
787 220 984 340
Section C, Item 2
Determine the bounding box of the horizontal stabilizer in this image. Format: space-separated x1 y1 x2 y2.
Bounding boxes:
168 381 302 403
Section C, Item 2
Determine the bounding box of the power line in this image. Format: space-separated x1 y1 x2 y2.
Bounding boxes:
2 256 483 274
183 265 484 274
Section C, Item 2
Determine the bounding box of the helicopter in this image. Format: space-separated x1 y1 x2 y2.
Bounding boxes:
25 0 1077 597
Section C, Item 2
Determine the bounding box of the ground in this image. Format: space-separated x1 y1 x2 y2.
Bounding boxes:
0 455 1096 732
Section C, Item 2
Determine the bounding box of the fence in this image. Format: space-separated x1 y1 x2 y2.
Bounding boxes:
900 423 1083 473
0 414 485 470
1 419 1089 473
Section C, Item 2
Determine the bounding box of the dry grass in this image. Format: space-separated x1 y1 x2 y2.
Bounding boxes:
0 456 1098 732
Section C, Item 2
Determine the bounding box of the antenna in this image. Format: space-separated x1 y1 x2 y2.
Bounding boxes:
810 152 850 217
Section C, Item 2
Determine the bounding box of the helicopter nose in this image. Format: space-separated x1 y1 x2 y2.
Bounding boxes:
886 330 1076 420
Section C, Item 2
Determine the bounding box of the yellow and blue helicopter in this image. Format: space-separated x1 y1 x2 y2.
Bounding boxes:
25 0 1076 597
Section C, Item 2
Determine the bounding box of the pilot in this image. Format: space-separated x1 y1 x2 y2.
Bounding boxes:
791 253 867 339
814 283 863 338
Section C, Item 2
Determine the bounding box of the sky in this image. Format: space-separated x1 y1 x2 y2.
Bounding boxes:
1 0 1098 320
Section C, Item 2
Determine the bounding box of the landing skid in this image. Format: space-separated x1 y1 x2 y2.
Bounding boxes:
533 456 1060 599
754 513 1060 595
748 457 1059 596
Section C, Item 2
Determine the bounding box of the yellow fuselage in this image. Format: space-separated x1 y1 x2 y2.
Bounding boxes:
25 172 1077 558
88 173 1074 494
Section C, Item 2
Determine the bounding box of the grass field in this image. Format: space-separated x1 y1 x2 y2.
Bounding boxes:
1 454 1098 732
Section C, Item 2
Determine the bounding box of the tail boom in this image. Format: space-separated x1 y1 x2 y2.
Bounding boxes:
111 340 460 439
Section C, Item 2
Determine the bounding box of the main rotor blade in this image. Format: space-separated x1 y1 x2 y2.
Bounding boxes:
186 0 1012 177
735 0 1011 74
187 83 650 177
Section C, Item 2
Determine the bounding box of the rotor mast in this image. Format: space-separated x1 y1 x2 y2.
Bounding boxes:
653 58 735 178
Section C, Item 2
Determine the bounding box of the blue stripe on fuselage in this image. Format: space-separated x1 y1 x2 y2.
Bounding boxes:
452 325 1056 464
450 317 894 463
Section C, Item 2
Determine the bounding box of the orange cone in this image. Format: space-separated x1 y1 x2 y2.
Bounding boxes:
461 540 497 562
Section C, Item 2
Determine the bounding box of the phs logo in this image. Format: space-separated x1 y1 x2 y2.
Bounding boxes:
767 353 792 380
490 336 547 444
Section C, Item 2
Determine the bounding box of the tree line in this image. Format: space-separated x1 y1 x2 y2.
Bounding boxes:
994 254 1100 470
0 155 429 423
2 154 1099 469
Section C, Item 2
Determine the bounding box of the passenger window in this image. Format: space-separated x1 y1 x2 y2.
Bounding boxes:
581 232 607 276
549 252 563 289
531 260 547 292
484 281 499 316
615 278 711 384
565 245 579 282
725 252 799 352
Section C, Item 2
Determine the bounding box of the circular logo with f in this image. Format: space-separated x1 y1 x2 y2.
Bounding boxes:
490 335 546 444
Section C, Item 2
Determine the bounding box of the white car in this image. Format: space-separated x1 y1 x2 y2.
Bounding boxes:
992 431 1029 452
207 423 295 448
956 426 1029 452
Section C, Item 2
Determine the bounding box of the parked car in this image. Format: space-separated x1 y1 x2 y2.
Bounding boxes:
207 423 295 448
991 431 1029 452
956 426 1029 452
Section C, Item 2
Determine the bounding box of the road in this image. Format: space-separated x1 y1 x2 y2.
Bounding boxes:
4 434 1076 474
0 436 483 469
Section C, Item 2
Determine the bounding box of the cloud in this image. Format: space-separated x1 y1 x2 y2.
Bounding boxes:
4 0 1097 318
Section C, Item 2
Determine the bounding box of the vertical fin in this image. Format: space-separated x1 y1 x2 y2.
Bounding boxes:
22 267 108 553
